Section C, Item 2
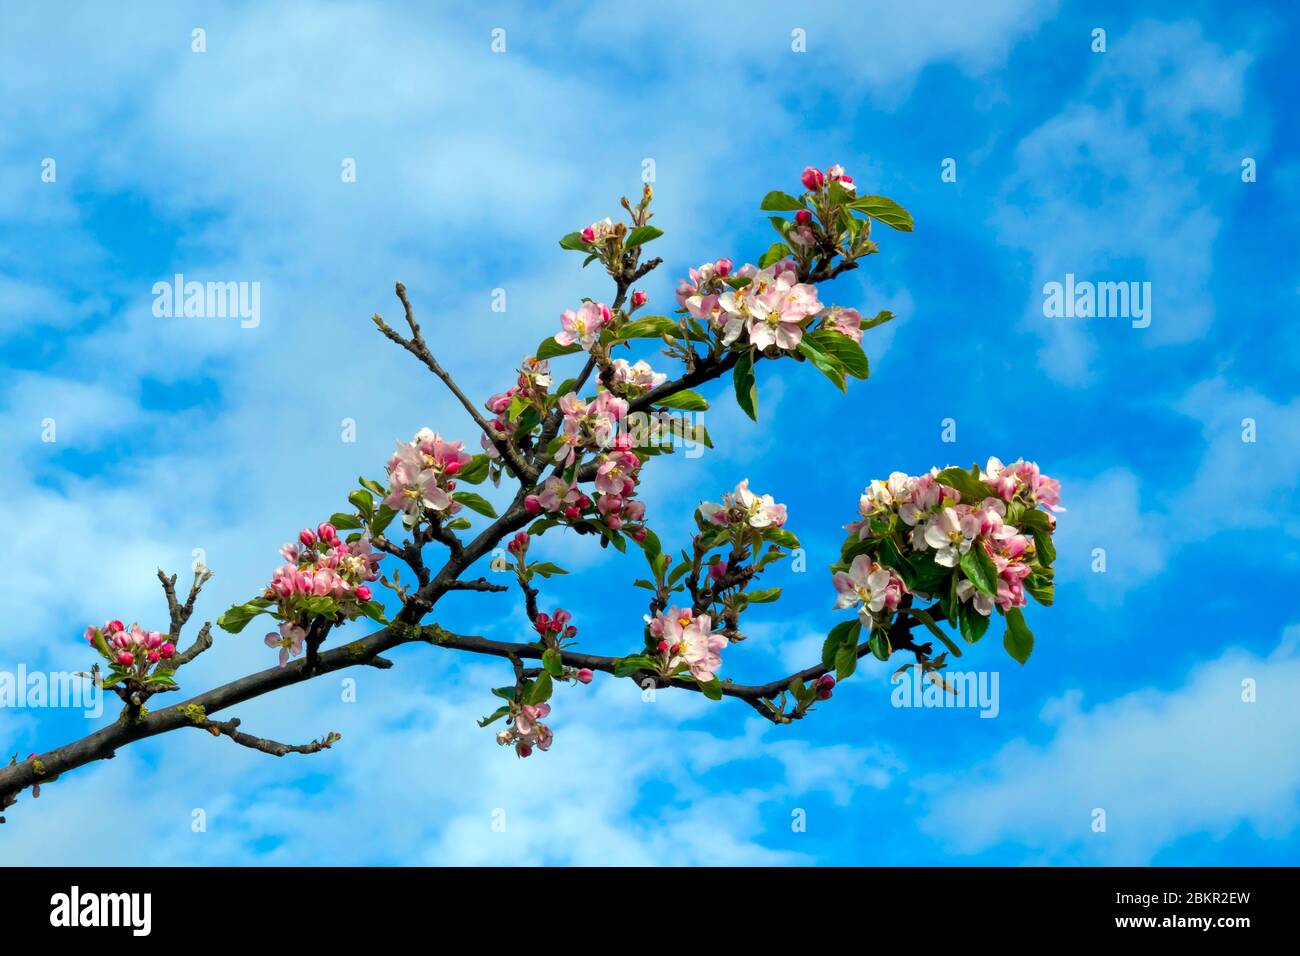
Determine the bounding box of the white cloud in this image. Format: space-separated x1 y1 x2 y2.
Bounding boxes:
918 627 1300 863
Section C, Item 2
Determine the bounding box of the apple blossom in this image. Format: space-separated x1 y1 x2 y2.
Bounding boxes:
554 301 611 351
653 606 729 683
832 555 907 625
698 479 787 530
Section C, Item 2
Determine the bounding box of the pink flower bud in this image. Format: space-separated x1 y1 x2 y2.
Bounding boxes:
317 522 336 541
606 515 623 530
107 620 125 634
564 506 580 519
577 668 594 684
599 304 612 323
630 528 647 543
517 743 533 758
709 562 727 581
113 633 130 649
116 651 134 666
564 625 577 639
535 613 551 633
160 642 176 659
355 585 372 602
148 650 161 663
524 495 542 515
146 631 164 649
631 290 648 308
715 258 733 277
657 640 669 652
299 529 317 547
580 227 595 243
800 166 825 191
444 460 462 476
795 209 812 224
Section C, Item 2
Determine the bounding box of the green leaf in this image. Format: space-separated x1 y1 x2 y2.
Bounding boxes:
216 599 271 635
796 338 847 392
529 561 568 578
868 629 892 661
807 328 869 379
525 671 554 705
348 488 374 517
959 547 998 598
1003 608 1034 664
822 620 858 668
328 512 364 531
359 600 388 625
835 643 859 680
959 603 991 644
1025 573 1055 607
477 705 512 728
447 517 472 531
559 231 592 251
697 675 724 701
732 350 758 420
758 242 791 269
624 225 663 248
744 587 782 604
536 337 582 362
861 310 895 331
370 505 398 536
542 648 563 677
451 491 497 518
619 315 678 339
763 528 800 550
491 685 517 702
760 190 807 212
935 465 997 503
849 195 914 232
457 454 491 485
613 654 657 678
655 390 709 412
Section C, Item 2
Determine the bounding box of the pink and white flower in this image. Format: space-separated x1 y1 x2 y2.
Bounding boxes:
554 301 611 351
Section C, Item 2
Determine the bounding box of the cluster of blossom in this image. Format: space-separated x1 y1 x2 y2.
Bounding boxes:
534 607 577 643
698 478 788 530
261 522 382 664
481 357 552 461
554 389 626 466
800 163 856 194
676 256 864 353
83 619 176 672
526 433 649 538
496 703 553 758
647 606 728 683
608 357 665 394
845 458 1061 618
383 428 473 525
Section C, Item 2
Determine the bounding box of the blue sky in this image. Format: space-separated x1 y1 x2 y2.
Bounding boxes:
2 0 1298 865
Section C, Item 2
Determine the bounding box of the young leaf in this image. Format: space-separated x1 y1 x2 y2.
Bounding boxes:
525 671 554 705
217 599 271 635
536 337 581 362
619 315 678 339
835 643 859 679
807 329 869 379
698 675 724 701
733 350 758 420
959 548 997 598
849 195 914 232
542 648 563 678
758 242 791 268
868 629 892 661
1003 608 1034 664
558 231 592 251
822 620 859 668
759 190 807 212
655 390 709 412
328 512 364 531
451 491 497 518
796 338 847 392
744 587 783 604
348 489 374 517
457 454 491 485
624 225 663 248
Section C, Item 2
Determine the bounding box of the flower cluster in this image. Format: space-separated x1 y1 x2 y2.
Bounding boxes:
609 357 666 394
698 478 787 530
496 702 553 758
257 522 383 665
534 607 577 643
482 356 552 461
527 434 649 537
843 459 1061 621
384 428 473 525
554 389 626 466
83 619 176 673
648 606 728 683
